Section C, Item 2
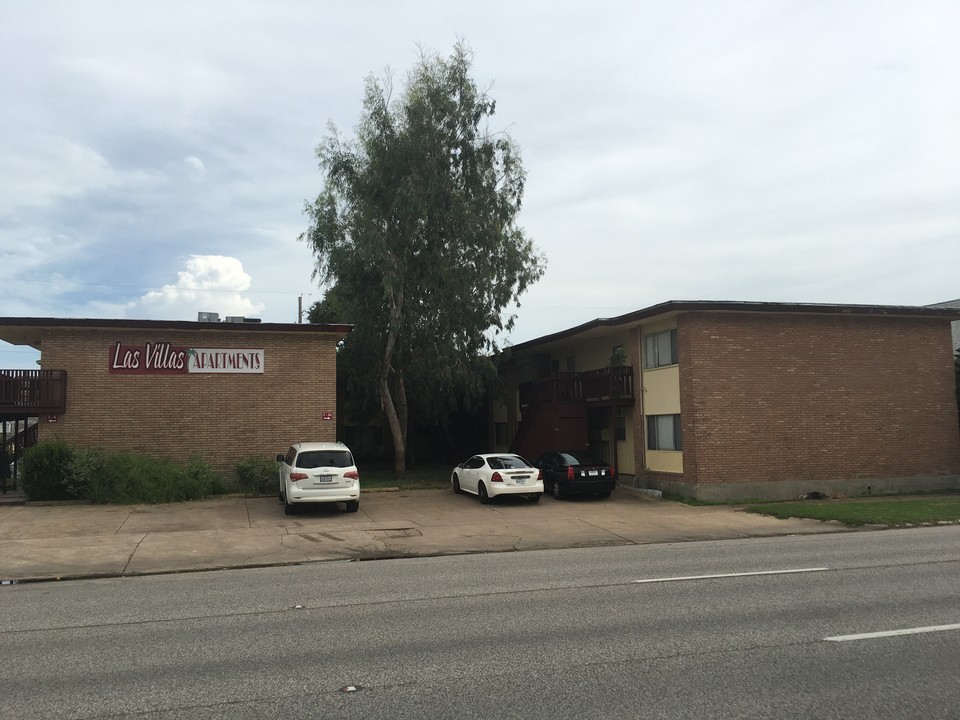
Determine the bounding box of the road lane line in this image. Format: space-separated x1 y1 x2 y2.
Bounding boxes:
824 623 960 642
632 568 829 584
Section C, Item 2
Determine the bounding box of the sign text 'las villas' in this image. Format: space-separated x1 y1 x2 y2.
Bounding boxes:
108 342 265 374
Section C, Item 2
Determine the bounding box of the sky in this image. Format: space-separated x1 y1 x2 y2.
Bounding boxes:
2 1 958 370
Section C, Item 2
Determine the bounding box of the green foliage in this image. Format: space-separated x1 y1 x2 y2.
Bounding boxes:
746 497 960 525
20 439 76 501
22 440 223 504
302 42 545 474
234 456 278 495
63 447 107 499
86 453 222 504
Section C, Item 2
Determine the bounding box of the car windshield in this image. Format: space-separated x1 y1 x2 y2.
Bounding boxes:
559 452 602 466
296 450 353 469
487 455 531 470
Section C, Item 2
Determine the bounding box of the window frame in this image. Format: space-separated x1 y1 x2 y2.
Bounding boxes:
643 329 679 369
646 414 682 451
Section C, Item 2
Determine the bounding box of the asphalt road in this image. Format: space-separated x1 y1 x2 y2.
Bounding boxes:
2 526 959 719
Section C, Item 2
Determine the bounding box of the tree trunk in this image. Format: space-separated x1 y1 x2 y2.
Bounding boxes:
380 373 406 479
379 307 407 479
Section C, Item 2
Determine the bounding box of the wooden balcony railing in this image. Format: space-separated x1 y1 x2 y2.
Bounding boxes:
0 370 67 415
518 366 633 411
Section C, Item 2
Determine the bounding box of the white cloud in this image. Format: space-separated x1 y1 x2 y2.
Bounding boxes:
183 155 206 180
0 0 957 348
126 255 265 320
0 134 164 215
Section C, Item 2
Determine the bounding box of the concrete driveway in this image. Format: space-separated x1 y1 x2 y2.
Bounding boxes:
0 488 852 582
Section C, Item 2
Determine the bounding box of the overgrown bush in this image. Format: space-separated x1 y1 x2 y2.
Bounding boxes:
22 441 226 504
63 447 107 499
20 439 76 501
186 455 225 497
234 456 278 495
86 452 223 504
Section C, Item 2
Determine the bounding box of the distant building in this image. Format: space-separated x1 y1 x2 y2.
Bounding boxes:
928 299 960 352
495 301 960 501
0 317 351 481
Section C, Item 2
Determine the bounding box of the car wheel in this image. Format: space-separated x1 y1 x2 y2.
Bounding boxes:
283 496 296 515
345 500 360 513
452 475 463 494
528 493 542 503
478 482 491 504
552 481 564 500
598 490 612 499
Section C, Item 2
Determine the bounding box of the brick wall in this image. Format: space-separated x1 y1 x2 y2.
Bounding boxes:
678 312 960 491
37 327 340 482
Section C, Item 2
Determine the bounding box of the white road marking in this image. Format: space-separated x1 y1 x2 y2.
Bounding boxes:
824 623 960 642
632 568 829 584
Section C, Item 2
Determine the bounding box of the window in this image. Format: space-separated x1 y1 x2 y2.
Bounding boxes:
487 455 532 470
647 414 682 451
296 450 354 469
494 422 508 446
643 329 678 369
566 355 576 372
615 414 626 442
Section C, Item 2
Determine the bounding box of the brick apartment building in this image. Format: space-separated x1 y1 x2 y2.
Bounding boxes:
0 316 350 481
495 301 960 500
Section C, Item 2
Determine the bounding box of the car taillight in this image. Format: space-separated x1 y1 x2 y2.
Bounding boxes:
567 466 574 480
344 470 359 480
290 473 308 481
611 468 616 478
491 472 503 482
536 470 542 481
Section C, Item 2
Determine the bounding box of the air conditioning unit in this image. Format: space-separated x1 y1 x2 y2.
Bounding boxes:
197 312 220 322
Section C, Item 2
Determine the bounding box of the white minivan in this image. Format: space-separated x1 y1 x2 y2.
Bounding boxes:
277 441 360 515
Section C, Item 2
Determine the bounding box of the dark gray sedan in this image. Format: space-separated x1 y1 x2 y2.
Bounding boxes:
534 450 616 499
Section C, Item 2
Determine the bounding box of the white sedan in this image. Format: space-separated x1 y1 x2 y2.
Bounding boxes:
451 453 543 503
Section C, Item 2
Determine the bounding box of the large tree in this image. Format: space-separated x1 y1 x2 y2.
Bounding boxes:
301 43 545 476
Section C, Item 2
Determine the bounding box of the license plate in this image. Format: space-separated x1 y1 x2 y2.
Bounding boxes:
318 475 334 483
588 470 599 477
514 479 526 484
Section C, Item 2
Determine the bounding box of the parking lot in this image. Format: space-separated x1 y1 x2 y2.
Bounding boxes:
0 488 853 582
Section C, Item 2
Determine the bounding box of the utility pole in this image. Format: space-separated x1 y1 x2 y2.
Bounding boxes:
298 295 303 324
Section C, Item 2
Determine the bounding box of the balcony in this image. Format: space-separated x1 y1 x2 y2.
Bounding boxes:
0 370 67 416
518 366 634 411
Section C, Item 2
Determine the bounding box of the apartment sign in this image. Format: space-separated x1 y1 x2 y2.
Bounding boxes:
108 342 264 375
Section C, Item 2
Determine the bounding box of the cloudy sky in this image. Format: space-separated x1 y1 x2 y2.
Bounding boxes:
2 1 958 369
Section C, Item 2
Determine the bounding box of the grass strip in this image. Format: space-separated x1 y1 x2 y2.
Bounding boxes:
745 497 960 526
360 464 451 490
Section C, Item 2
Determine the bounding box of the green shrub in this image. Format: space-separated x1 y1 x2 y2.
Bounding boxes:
63 447 106 499
186 455 224 497
20 439 76 501
86 452 223 504
22 440 226 504
234 456 278 495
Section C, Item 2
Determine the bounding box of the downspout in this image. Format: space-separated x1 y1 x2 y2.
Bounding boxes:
635 326 646 489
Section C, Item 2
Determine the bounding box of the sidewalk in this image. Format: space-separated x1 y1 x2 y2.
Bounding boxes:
0 489 853 582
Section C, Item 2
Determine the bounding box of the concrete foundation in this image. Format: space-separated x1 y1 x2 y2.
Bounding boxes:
635 474 960 502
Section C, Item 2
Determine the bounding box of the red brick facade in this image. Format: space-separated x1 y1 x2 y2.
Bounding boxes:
501 302 960 501
31 322 345 481
674 311 960 497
